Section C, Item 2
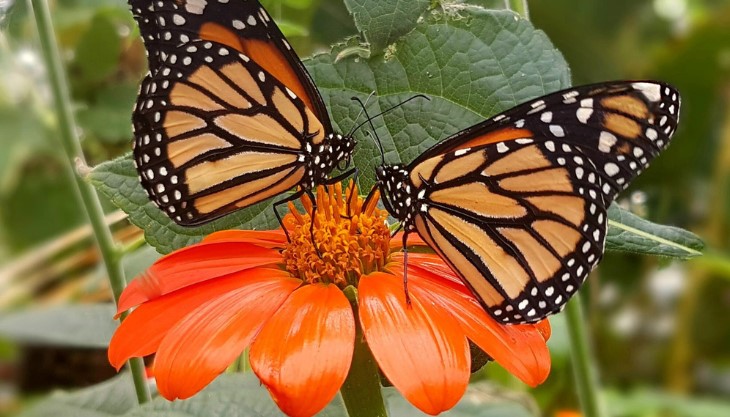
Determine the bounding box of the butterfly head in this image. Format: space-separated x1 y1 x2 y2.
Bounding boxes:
330 133 357 172
308 133 356 187
376 164 417 225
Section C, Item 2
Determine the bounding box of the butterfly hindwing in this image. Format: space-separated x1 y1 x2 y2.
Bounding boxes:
380 81 680 323
133 40 326 225
411 139 605 323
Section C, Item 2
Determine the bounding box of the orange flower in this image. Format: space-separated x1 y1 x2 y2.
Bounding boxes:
109 182 551 417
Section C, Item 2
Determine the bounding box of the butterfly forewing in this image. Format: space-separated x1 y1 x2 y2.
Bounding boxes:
383 81 680 323
127 0 330 127
128 0 356 227
133 40 323 225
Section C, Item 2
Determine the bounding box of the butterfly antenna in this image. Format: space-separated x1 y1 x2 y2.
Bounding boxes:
351 93 430 134
346 91 376 137
351 96 386 165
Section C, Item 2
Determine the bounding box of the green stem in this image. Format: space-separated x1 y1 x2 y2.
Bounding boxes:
690 250 730 279
565 294 606 417
506 0 530 20
27 0 150 404
340 288 387 417
120 235 148 257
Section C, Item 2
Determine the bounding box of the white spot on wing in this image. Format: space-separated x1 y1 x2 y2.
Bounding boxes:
598 131 617 153
185 0 207 14
549 125 565 137
632 82 662 102
577 108 593 124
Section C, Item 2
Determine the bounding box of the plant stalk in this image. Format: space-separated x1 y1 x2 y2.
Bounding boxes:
565 294 606 417
506 0 530 20
27 0 150 403
667 84 730 391
340 291 387 417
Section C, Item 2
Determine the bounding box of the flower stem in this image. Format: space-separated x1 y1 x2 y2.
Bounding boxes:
565 294 606 417
506 0 530 20
27 0 150 404
340 291 387 417
667 84 730 391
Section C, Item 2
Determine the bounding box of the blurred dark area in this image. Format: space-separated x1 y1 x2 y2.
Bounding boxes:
0 0 728 416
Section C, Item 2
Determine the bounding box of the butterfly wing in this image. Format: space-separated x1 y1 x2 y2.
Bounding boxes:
127 0 330 129
406 81 680 323
133 40 326 225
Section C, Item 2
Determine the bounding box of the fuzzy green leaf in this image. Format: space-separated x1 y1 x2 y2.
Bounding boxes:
18 373 139 417
606 204 704 259
72 13 121 83
0 304 117 348
90 7 569 253
309 8 569 189
344 0 430 52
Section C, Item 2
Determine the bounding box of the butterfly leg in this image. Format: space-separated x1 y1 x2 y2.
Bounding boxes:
327 167 357 186
299 188 325 258
273 188 306 243
401 230 412 307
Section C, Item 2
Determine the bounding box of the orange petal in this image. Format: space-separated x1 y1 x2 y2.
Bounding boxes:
152 270 301 400
406 266 551 387
249 284 355 417
389 253 465 287
359 272 469 415
108 268 297 369
117 241 282 313
530 319 552 341
202 229 288 247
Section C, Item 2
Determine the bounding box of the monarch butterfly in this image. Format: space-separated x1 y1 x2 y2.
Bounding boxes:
127 0 355 226
372 81 680 324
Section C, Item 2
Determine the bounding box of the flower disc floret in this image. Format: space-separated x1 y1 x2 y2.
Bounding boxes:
283 182 390 286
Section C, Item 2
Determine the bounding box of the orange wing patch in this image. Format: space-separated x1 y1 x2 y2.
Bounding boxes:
499 168 573 193
429 182 527 219
600 95 649 119
483 145 552 176
198 23 316 113
427 208 530 301
440 127 533 155
194 166 304 215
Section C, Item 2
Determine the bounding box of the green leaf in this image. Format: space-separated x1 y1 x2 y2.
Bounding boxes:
606 204 704 259
87 155 279 254
125 373 346 417
273 19 309 38
71 13 122 84
19 373 139 417
122 244 162 279
384 381 538 416
0 106 53 193
0 304 117 348
604 388 730 417
344 0 430 52
18 371 538 417
90 8 569 253
133 373 534 417
309 8 570 189
0 160 86 252
77 83 138 144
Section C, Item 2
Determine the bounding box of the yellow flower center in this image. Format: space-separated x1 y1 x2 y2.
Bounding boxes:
282 182 391 287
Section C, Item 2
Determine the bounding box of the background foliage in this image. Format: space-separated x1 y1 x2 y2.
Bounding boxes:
0 0 729 416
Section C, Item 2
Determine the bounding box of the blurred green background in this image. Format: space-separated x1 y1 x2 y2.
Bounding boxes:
0 0 728 416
